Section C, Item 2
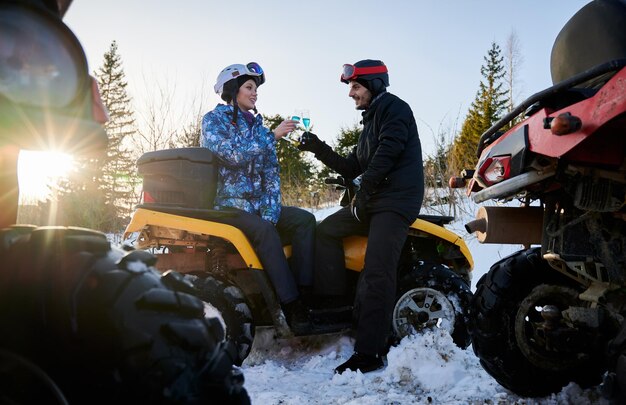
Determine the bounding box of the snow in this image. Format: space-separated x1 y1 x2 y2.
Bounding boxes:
239 204 611 404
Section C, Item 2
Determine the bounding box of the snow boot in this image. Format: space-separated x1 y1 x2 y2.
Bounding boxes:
282 298 311 333
334 352 384 374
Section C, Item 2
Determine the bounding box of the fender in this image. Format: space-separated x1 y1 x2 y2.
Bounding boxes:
124 207 263 269
342 218 474 272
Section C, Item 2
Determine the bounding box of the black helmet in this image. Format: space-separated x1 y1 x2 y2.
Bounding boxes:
340 59 389 95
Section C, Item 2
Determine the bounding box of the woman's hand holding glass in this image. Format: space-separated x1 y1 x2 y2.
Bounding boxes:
273 119 298 141
280 110 312 146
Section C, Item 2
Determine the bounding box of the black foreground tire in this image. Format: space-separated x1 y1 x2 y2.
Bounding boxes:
471 248 604 397
0 349 69 405
192 275 255 366
0 226 250 405
394 261 473 349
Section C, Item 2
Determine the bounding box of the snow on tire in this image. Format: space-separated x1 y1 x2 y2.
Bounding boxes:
394 260 473 349
192 274 255 366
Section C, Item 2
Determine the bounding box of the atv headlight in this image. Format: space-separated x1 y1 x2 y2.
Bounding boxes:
477 155 512 187
0 2 89 108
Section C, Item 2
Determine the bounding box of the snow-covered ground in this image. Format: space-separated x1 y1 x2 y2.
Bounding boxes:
239 204 610 404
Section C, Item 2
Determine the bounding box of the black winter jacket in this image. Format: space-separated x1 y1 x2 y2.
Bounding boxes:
315 92 424 222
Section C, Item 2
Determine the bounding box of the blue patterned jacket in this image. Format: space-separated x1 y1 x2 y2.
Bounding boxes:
200 104 282 224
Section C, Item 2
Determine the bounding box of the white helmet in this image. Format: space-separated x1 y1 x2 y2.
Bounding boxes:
214 62 265 97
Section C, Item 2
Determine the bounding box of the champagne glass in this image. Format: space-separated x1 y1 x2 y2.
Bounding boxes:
290 111 302 125
282 112 302 145
301 110 311 132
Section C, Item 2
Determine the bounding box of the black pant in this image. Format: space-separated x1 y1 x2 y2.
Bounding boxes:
216 206 315 304
315 207 410 356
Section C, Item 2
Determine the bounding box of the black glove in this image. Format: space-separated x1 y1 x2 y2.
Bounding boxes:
325 177 355 207
297 131 324 154
350 189 369 222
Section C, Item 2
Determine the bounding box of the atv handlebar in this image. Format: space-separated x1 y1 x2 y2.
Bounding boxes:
325 177 349 189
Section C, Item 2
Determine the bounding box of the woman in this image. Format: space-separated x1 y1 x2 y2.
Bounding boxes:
200 62 314 328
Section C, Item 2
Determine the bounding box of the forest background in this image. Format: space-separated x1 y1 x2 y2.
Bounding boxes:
18 34 521 233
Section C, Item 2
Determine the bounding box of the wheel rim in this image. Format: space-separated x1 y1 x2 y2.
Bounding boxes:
515 284 586 371
392 287 456 337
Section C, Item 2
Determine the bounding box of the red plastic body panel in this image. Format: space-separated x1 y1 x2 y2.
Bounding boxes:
484 67 626 165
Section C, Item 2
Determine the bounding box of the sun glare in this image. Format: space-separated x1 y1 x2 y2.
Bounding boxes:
18 150 74 203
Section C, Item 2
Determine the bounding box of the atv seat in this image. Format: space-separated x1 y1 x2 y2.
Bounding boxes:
416 214 454 226
134 204 237 221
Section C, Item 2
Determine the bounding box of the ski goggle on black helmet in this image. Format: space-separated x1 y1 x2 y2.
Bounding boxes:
214 62 265 95
340 60 389 86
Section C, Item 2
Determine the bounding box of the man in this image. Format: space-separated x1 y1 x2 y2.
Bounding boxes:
297 59 424 374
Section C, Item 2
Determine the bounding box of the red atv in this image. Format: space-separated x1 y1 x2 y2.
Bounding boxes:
451 0 626 399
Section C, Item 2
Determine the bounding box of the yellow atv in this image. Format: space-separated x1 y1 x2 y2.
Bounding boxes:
123 147 474 365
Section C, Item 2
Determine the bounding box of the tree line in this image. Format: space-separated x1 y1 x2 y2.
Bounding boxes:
19 33 521 232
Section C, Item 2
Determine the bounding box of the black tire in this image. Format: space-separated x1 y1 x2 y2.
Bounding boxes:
0 226 250 405
192 275 255 366
0 349 69 405
471 248 604 397
394 261 473 349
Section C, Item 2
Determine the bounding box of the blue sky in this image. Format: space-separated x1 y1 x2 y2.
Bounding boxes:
64 0 591 156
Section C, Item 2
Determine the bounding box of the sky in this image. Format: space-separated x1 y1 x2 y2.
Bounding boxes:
63 0 592 157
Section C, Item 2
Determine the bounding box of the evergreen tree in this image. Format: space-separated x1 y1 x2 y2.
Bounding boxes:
451 41 508 172
334 124 361 156
55 41 138 231
424 131 451 189
54 159 118 230
96 40 139 229
312 124 362 207
317 123 361 183
263 114 316 206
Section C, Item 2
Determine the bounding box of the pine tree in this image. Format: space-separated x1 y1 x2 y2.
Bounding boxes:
55 41 138 231
334 124 361 156
316 124 361 184
54 158 117 230
263 114 316 206
424 131 451 189
451 41 509 172
96 40 139 229
312 124 361 207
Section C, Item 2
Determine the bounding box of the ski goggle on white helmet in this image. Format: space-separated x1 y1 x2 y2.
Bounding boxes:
214 62 265 95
